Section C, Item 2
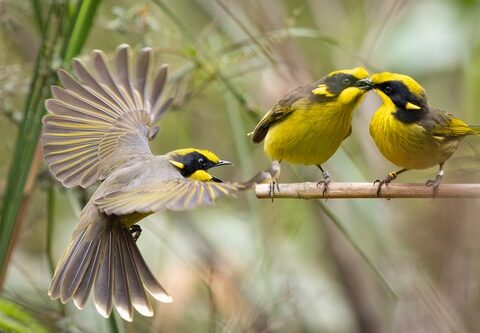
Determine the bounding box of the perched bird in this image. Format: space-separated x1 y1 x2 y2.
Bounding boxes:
360 72 480 194
41 44 241 321
250 67 370 193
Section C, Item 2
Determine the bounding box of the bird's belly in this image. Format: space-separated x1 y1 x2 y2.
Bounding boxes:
118 212 151 228
370 112 458 169
264 106 352 165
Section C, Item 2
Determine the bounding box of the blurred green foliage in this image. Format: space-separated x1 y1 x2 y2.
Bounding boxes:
0 298 48 333
1 0 480 332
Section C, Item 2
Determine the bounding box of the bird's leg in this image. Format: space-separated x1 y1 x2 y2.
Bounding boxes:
374 168 408 197
241 160 281 201
316 165 331 196
267 160 281 201
426 163 445 195
130 224 142 242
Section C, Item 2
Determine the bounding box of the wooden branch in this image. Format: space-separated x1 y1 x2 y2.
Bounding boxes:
255 182 480 199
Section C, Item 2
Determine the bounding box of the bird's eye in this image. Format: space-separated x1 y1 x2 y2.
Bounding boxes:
384 86 393 94
343 77 351 85
198 158 206 166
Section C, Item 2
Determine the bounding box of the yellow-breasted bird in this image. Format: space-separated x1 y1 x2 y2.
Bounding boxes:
359 72 480 194
41 44 242 321
250 67 370 193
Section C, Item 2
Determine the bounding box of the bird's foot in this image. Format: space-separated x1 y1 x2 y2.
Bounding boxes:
316 171 331 196
130 225 142 242
268 179 280 201
426 169 444 196
240 161 281 202
374 171 398 197
260 161 281 202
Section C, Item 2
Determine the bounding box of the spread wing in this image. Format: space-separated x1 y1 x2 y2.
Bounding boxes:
42 44 173 188
94 179 242 216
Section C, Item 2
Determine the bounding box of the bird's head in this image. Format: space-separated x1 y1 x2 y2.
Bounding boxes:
357 72 428 118
167 148 232 182
311 67 370 105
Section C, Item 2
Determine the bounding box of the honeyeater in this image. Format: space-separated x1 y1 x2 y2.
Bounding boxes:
41 44 241 321
250 67 370 193
359 72 480 194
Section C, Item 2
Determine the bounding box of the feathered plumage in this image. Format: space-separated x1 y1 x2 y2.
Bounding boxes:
42 44 241 321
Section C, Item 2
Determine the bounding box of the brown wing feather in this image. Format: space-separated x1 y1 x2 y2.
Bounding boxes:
421 106 479 138
251 82 324 143
42 44 172 188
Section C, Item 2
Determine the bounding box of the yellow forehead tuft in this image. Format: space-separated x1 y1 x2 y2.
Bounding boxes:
171 148 220 163
327 67 369 80
370 72 425 96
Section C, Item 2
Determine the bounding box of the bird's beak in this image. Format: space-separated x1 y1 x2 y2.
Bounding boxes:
215 160 232 167
209 160 232 182
355 78 374 90
211 175 223 182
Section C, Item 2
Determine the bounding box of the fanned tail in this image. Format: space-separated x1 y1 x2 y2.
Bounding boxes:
48 204 172 321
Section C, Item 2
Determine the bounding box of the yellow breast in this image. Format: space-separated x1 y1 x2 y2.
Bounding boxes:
264 99 359 165
369 105 459 169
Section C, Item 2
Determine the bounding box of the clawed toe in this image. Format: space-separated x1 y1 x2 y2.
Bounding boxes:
374 178 390 197
425 177 442 188
373 170 404 197
316 177 331 196
268 180 280 202
315 166 331 196
425 163 445 196
426 175 442 196
130 225 142 242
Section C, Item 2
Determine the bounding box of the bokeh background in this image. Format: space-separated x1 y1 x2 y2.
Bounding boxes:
1 0 480 332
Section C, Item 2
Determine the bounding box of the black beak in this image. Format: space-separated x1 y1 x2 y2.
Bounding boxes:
215 160 232 167
211 175 223 182
209 160 232 182
355 78 374 90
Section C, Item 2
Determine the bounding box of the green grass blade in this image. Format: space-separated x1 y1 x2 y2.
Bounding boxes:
30 0 45 37
0 41 53 282
0 298 49 333
0 0 101 286
61 0 102 63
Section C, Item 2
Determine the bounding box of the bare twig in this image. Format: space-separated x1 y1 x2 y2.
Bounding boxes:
255 182 480 199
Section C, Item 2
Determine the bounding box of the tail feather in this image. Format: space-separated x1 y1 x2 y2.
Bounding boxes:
129 238 173 303
93 231 114 318
49 229 88 300
112 230 134 321
120 230 153 317
73 241 102 309
49 210 172 321
60 238 99 303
